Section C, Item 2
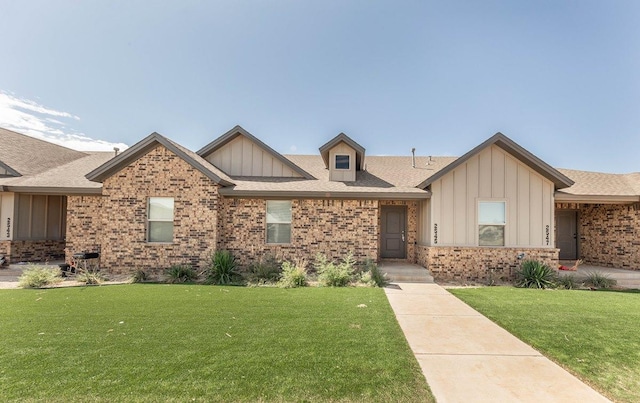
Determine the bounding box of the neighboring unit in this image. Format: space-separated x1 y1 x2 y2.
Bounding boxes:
1 126 638 281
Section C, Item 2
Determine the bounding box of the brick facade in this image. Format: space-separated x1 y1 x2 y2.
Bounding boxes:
0 240 65 263
219 198 379 267
66 145 221 274
578 203 640 270
417 245 559 283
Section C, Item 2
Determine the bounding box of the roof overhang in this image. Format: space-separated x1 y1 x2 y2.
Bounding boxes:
86 132 233 186
554 193 640 204
417 132 575 190
218 188 431 200
319 133 366 171
197 125 314 179
1 186 103 195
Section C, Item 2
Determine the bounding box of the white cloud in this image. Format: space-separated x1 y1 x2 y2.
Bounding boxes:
0 91 128 152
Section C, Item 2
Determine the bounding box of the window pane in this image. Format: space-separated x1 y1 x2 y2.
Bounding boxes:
266 200 291 223
149 197 174 220
479 202 505 224
149 221 173 242
46 196 62 239
335 155 350 170
479 225 504 246
267 223 291 244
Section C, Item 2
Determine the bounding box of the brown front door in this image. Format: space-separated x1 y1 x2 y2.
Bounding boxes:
381 206 406 259
557 210 578 260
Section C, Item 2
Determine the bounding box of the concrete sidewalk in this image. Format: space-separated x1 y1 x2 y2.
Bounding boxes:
385 283 610 402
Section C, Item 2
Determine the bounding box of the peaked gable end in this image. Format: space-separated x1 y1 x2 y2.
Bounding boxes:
418 132 574 190
86 132 233 186
197 125 313 179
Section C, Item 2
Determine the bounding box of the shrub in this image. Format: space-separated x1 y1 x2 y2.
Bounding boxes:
278 260 308 288
18 265 63 288
360 259 388 287
557 274 582 290
76 270 106 285
166 264 198 284
315 252 356 287
207 250 238 285
129 269 148 284
515 260 556 289
246 254 281 284
584 272 617 289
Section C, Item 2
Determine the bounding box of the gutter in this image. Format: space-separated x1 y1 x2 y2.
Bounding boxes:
554 193 640 204
2 186 103 195
217 188 431 200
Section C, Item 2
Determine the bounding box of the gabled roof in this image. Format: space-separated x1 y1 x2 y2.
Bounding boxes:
86 132 234 186
417 132 575 190
0 127 87 176
197 125 314 179
319 133 365 171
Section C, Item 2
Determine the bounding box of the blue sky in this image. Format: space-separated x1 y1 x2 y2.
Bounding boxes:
1 0 638 173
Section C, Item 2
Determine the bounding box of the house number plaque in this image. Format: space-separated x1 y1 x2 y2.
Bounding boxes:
433 223 438 244
545 225 550 246
6 218 10 238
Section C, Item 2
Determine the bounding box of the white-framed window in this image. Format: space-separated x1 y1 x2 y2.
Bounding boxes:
335 155 350 170
266 200 291 244
148 197 174 243
478 201 506 246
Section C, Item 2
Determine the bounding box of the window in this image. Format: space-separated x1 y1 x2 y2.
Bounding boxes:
266 200 291 244
335 155 350 170
478 201 506 246
16 194 65 240
148 197 174 243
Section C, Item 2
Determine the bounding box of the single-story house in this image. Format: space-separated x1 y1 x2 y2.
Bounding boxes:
1 126 638 281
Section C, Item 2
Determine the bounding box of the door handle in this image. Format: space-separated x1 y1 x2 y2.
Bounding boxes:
401 231 405 242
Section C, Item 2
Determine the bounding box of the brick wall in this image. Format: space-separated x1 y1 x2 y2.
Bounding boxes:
417 245 559 283
0 240 9 263
7 240 66 262
66 145 221 274
219 198 379 267
379 200 418 263
578 203 640 270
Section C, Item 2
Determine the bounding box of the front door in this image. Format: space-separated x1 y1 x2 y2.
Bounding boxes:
381 206 406 259
556 210 578 260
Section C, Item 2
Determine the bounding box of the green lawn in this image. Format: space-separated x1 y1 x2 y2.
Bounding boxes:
449 287 640 403
0 285 432 402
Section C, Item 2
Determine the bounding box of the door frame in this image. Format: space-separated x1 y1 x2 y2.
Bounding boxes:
380 205 407 259
556 209 579 260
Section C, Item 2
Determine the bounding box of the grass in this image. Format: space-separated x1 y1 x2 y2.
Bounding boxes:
0 285 432 402
449 287 640 402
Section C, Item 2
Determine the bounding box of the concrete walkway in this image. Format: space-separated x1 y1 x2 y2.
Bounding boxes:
385 283 610 402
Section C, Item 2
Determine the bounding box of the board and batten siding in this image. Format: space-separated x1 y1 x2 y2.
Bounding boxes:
206 135 303 178
0 192 14 240
329 142 356 182
417 199 431 245
429 145 555 247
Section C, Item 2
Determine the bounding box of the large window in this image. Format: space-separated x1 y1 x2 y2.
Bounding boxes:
148 197 174 243
266 200 291 244
16 194 65 240
478 201 506 246
335 155 350 170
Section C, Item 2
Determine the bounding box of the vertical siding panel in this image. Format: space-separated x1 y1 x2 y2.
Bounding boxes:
252 146 263 176
220 149 231 173
273 160 283 176
262 150 273 176
453 166 467 244
466 158 479 244
241 138 253 176
282 165 293 177
230 138 243 174
529 175 543 246
491 146 505 198
441 175 454 245
478 148 492 198
505 156 518 246
517 164 530 245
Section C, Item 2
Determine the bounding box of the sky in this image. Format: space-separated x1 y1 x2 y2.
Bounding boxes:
1 0 638 172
